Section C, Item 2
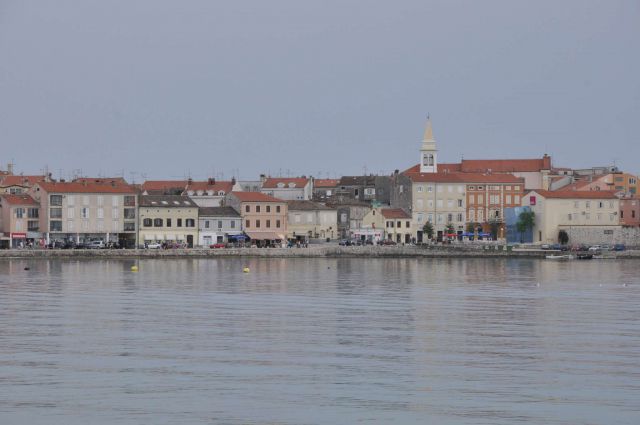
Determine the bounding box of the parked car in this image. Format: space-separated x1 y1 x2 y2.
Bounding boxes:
550 244 569 251
338 240 353 246
209 243 226 249
380 239 397 246
86 240 105 249
541 244 551 250
600 244 612 251
614 244 626 251
146 242 162 249
588 245 602 252
47 239 65 249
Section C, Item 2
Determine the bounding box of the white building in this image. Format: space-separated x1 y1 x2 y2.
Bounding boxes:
198 206 242 246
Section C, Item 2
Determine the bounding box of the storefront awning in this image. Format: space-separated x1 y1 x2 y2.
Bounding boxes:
245 231 283 240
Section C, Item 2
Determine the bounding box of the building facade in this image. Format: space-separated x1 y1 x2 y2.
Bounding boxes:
139 195 198 247
260 177 312 201
286 200 337 241
0 194 41 248
198 206 242 246
225 192 288 245
30 181 138 247
522 190 620 244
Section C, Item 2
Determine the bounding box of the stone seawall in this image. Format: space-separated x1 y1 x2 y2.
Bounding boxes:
0 246 555 259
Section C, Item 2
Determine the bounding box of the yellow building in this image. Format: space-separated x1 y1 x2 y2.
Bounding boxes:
362 207 412 243
286 200 337 241
522 190 620 244
139 195 198 247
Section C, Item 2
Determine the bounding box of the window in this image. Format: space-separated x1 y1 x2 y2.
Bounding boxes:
458 185 464 193
457 213 463 222
15 208 24 218
568 213 572 221
83 196 90 205
406 221 410 228
417 199 423 209
514 186 520 191
230 220 236 228
437 200 443 208
266 205 271 213
417 213 424 223
397 221 401 228
307 213 313 223
427 185 433 193
256 205 261 213
597 213 602 221
437 214 443 223
246 219 250 228
458 199 463 208
177 218 182 227
447 213 453 222
469 186 475 190
50 195 62 206
50 208 62 218
505 186 511 191
295 214 301 223
97 196 104 206
28 221 39 231
276 219 281 228
28 208 39 218
97 208 104 219
153 218 163 227
417 186 423 193
245 205 250 213
427 213 433 222
340 213 347 223
81 207 89 219
478 195 484 204
124 196 135 206
205 220 210 228
469 194 475 204
97 220 104 231
514 195 520 204
124 208 135 219
143 218 152 227
586 201 591 208
506 195 511 204
218 220 223 229
388 221 394 228
166 218 172 227
447 200 453 208
428 199 434 208
66 195 74 205
574 201 579 208
266 220 271 228
256 220 261 228
598 202 604 208
185 219 195 227
67 220 74 231
437 185 443 193
50 220 62 231
112 207 118 218
477 186 484 190
276 206 281 213
124 222 135 231
448 185 453 193
609 201 614 208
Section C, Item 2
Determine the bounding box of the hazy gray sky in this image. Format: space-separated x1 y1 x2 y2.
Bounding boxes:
1 0 638 180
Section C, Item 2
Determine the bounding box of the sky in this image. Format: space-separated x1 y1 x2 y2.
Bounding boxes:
1 0 638 181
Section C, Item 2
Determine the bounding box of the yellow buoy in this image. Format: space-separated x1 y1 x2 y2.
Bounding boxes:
243 267 250 273
131 265 139 272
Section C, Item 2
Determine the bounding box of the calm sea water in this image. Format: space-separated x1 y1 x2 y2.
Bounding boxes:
1 258 639 425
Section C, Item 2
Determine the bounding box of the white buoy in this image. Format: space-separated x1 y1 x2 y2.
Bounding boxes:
243 267 250 273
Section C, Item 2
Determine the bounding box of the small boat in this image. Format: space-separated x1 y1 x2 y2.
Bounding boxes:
576 253 593 260
546 254 573 260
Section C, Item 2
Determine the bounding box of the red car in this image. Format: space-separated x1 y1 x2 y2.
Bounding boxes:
209 243 226 249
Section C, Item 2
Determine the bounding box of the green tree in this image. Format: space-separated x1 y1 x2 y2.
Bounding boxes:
516 210 536 243
558 230 569 245
422 222 434 240
445 222 455 234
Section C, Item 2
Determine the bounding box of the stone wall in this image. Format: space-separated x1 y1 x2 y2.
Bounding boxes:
558 225 640 247
0 245 551 259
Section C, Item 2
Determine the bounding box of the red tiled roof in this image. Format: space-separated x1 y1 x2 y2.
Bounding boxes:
262 177 309 189
142 180 188 191
381 208 411 219
0 175 48 187
36 181 137 194
230 191 284 203
1 194 39 205
313 179 340 188
185 181 234 193
406 172 524 184
73 177 128 185
404 157 551 174
529 190 619 199
460 157 551 173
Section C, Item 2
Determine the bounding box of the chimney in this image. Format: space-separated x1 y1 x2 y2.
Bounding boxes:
7 163 13 175
188 177 193 185
260 174 267 183
231 177 236 185
208 177 215 185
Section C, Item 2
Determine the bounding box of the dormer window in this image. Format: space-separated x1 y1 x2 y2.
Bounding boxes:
277 183 285 188
207 190 214 196
196 190 203 196
288 183 296 188
218 191 225 196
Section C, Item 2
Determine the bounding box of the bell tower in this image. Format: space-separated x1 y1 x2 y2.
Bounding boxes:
419 116 438 173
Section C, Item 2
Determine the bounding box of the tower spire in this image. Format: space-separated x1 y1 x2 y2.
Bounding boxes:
423 115 434 141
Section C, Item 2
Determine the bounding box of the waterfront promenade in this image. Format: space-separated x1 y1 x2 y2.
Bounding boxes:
1 245 638 259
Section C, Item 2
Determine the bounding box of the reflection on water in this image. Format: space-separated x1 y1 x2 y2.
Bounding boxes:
1 258 639 425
